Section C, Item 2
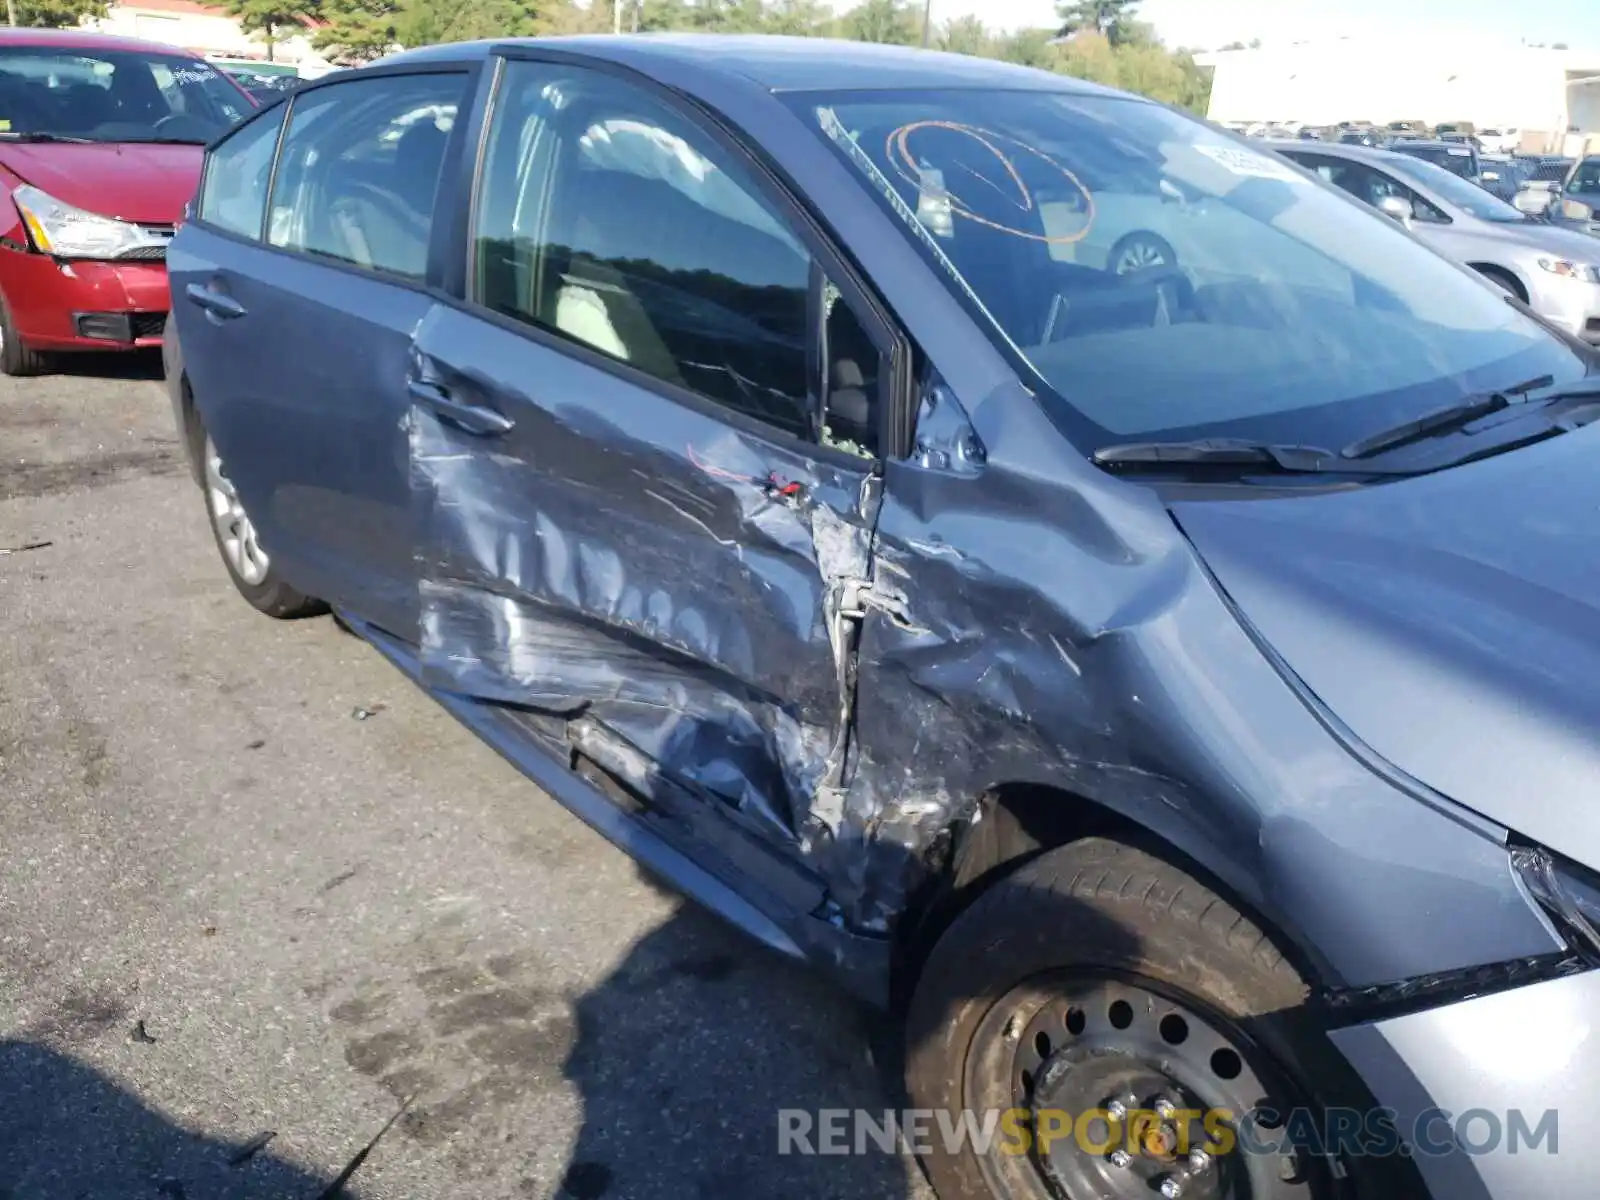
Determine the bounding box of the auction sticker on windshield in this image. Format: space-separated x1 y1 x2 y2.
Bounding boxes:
1193 143 1307 183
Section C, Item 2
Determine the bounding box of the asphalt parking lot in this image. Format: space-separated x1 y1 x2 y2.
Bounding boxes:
0 360 932 1199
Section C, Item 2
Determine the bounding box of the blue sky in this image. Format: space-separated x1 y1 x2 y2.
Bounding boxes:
905 0 1600 49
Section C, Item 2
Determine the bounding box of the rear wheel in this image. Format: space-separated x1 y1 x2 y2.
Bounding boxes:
906 838 1409 1200
0 290 51 377
203 432 326 619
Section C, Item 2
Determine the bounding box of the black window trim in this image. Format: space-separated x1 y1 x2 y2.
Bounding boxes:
450 45 915 463
191 60 482 296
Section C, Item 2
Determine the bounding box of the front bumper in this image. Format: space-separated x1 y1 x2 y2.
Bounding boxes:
0 248 168 351
1530 274 1600 345
1331 968 1596 1199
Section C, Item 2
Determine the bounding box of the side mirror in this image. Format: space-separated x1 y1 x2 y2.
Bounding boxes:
1376 194 1414 224
1563 197 1595 222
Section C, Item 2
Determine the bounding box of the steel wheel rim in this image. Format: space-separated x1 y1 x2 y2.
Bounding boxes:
963 973 1318 1200
1115 239 1168 274
205 437 269 586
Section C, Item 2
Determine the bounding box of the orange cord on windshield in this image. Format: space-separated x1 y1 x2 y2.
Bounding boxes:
885 120 1097 245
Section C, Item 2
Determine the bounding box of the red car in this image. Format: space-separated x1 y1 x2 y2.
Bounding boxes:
0 28 255 375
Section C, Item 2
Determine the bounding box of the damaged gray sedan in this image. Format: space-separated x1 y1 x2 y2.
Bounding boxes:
166 33 1600 1200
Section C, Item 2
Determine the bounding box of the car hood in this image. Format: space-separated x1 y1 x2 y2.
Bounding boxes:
1171 427 1600 871
1478 218 1600 257
0 142 201 224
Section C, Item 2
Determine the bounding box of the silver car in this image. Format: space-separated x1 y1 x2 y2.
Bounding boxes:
1273 140 1600 345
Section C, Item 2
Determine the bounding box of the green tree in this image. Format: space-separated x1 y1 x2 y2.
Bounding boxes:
841 0 916 46
938 13 991 56
1057 0 1140 47
1055 27 1118 84
395 0 538 44
224 0 314 61
994 27 1057 68
764 0 831 36
535 0 612 32
313 0 400 61
11 0 107 26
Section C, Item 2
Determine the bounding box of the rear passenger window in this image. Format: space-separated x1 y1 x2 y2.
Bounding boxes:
266 73 466 281
473 60 882 452
198 103 286 239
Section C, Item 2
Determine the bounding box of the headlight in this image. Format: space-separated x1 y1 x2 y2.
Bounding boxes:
1535 256 1600 284
1512 845 1600 964
12 184 167 260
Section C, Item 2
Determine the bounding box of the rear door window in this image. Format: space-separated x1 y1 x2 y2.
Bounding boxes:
266 72 467 282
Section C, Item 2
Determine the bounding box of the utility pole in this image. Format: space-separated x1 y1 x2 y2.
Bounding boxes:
5 0 17 28
613 0 622 34
921 0 933 47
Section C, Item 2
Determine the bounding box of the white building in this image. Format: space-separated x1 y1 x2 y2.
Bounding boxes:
1196 37 1600 155
87 0 336 74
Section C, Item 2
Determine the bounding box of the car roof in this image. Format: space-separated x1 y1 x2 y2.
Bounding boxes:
1262 138 1407 167
0 26 206 57
379 34 1126 96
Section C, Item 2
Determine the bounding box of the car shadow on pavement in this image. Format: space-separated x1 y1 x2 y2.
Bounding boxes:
549 877 918 1200
48 350 165 382
0 1039 347 1200
547 849 1168 1200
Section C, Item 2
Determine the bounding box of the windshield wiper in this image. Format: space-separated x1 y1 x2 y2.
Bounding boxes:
1340 374 1600 460
1093 438 1349 473
118 136 210 145
0 132 95 144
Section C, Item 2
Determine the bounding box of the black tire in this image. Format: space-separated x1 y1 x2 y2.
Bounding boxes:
198 425 327 620
0 289 51 376
1108 231 1178 276
905 837 1420 1200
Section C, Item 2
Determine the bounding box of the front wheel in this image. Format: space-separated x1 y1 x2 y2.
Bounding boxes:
905 838 1411 1200
1109 231 1178 276
203 433 326 619
0 289 50 376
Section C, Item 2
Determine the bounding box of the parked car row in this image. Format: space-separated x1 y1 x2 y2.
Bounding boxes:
1229 119 1520 155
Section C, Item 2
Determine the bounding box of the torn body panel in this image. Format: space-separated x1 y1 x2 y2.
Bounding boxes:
409 303 881 849
822 376 1561 989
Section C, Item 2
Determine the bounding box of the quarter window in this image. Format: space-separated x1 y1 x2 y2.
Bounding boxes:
266 73 466 281
197 103 286 239
473 60 882 452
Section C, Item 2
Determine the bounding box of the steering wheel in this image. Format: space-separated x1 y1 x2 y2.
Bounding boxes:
153 113 217 141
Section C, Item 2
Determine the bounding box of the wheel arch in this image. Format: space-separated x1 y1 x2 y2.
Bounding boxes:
161 314 205 487
891 780 1338 1012
1468 261 1528 301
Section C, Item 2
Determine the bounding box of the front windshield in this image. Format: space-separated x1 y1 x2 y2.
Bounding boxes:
0 46 251 144
789 88 1588 453
1390 142 1477 178
1392 155 1529 221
